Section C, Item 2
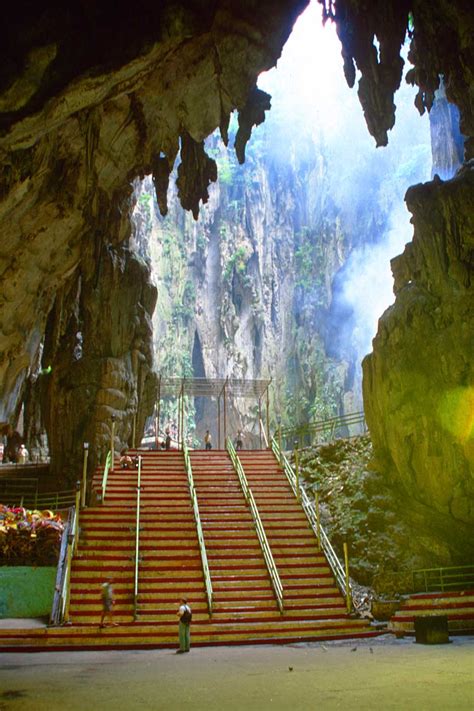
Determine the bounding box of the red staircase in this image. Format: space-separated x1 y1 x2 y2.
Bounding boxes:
237 450 353 624
134 451 208 626
390 590 474 635
0 449 379 651
189 450 277 619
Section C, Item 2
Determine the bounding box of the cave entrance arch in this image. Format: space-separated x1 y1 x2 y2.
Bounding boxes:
155 377 272 449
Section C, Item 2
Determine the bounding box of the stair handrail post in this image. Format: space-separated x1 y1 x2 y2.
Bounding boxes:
227 437 284 613
110 415 116 471
343 542 351 613
260 419 269 449
101 450 112 503
277 421 282 462
63 526 75 624
314 486 321 549
271 438 352 605
183 442 213 615
294 441 300 503
265 381 271 448
50 507 74 625
134 455 142 620
81 442 89 508
73 480 81 555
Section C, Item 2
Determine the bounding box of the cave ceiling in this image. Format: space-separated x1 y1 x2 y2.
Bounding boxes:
0 0 473 427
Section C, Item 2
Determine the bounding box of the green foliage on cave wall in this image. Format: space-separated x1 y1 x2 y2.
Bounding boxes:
132 79 430 438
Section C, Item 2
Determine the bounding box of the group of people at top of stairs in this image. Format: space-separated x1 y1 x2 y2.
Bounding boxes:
115 426 246 471
100 581 193 653
204 429 244 450
140 426 246 452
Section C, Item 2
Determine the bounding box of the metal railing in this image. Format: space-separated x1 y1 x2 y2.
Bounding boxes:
25 489 76 510
280 411 367 450
0 477 38 504
183 442 213 615
133 455 142 620
272 436 351 610
227 438 284 613
0 477 76 511
259 418 269 449
412 564 474 593
50 506 77 625
101 450 112 503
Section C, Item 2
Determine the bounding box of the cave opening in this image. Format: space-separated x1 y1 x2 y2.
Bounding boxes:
131 0 460 438
0 0 471 618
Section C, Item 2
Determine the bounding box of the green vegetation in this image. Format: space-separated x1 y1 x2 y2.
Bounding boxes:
216 153 234 185
294 226 326 305
136 190 153 240
223 246 247 283
299 435 414 585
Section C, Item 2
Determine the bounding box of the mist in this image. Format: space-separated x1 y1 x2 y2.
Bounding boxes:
257 0 432 365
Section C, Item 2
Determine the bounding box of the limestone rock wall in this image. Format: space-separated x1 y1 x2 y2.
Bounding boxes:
139 133 374 444
363 165 474 562
0 0 308 471
40 242 157 482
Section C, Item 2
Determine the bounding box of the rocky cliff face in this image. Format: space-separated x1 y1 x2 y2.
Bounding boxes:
136 109 430 443
429 82 465 180
0 0 307 475
363 165 474 563
135 136 356 442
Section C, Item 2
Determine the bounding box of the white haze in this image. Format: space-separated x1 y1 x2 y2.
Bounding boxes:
257 1 432 362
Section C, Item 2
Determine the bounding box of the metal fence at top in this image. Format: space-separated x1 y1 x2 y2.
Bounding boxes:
279 411 367 450
412 565 474 593
0 477 75 510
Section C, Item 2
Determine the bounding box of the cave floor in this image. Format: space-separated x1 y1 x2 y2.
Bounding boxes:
0 635 472 710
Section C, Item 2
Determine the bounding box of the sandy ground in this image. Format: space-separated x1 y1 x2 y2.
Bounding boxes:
0 635 472 711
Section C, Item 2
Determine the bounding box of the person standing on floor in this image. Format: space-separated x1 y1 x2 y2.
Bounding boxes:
204 430 212 450
176 597 192 653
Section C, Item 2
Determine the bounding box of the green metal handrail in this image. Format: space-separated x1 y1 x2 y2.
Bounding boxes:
49 504 79 625
101 450 112 503
259 418 269 449
227 438 284 613
50 506 75 625
26 490 76 510
133 455 142 620
272 436 351 609
183 442 213 615
0 476 38 496
412 564 474 593
280 411 367 449
0 478 76 510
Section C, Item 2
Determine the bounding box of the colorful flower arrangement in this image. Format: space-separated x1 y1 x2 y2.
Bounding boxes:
0 505 64 566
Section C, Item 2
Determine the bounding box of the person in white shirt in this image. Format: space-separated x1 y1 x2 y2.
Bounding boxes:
17 443 29 464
